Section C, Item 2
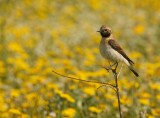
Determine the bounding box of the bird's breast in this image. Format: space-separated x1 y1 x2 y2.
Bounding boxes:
99 40 113 60
99 39 121 62
99 39 131 66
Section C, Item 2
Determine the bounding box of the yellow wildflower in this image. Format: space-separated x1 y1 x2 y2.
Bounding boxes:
139 98 150 105
135 82 139 88
24 0 32 6
60 93 75 103
113 100 118 108
88 0 102 10
152 108 160 116
76 70 88 80
83 87 96 96
134 25 145 35
129 51 142 59
91 69 109 77
69 85 77 90
105 93 116 101
8 42 24 53
0 95 8 112
150 83 160 91
0 61 5 74
21 113 29 118
84 51 96 66
145 62 159 76
56 89 75 103
14 58 30 71
10 26 30 38
63 6 76 15
22 102 30 109
9 108 21 115
11 89 20 97
98 104 107 110
156 94 160 100
88 106 101 113
47 83 58 90
141 93 151 98
121 96 132 106
62 108 76 118
147 114 154 118
26 93 39 101
137 92 151 99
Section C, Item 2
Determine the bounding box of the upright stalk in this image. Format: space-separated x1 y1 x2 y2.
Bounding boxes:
115 73 122 118
111 63 123 118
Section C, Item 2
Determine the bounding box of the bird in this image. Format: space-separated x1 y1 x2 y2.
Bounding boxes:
97 25 139 77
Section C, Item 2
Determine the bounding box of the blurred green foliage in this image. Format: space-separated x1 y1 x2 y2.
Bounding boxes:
0 0 160 118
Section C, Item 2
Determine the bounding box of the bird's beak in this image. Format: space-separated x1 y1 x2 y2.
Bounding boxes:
97 30 100 32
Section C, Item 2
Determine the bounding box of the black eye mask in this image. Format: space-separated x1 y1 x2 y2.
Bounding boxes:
100 30 111 38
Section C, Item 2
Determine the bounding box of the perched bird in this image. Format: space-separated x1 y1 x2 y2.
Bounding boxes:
97 25 139 77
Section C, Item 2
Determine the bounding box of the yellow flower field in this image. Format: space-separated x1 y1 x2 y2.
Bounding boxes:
0 0 160 117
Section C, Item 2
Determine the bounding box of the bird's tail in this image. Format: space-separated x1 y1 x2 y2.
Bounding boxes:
129 67 139 77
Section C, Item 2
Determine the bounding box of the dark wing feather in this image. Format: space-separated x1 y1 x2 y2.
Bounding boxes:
108 39 134 65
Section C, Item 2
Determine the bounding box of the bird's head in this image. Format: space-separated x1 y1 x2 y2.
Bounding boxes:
97 25 112 38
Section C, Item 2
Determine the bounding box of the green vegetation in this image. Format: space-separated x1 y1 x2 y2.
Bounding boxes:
0 0 160 117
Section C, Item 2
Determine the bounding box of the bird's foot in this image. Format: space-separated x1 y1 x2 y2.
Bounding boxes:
111 68 116 73
102 66 112 72
102 62 118 73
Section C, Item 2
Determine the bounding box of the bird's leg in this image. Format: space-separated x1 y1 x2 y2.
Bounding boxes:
112 62 119 74
108 61 111 66
103 62 117 71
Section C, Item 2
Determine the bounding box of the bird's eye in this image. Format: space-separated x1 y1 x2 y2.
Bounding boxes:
104 29 107 31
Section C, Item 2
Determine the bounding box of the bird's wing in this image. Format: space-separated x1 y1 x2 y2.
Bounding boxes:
108 39 134 65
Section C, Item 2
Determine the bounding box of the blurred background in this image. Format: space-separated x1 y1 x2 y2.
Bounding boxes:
0 0 160 117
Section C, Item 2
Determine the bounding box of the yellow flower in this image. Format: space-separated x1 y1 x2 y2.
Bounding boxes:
76 70 88 80
105 93 116 101
147 114 154 118
84 50 96 66
152 108 160 116
22 102 30 109
83 87 96 96
0 95 8 112
113 100 118 108
0 61 5 74
21 113 29 118
120 79 133 89
24 0 32 6
60 93 75 103
139 98 150 105
10 26 30 38
141 93 151 98
88 0 102 10
129 51 142 59
11 89 20 97
88 106 101 113
156 94 160 100
56 89 75 103
145 63 156 76
47 83 58 90
26 93 39 101
63 6 76 15
91 69 109 77
137 92 151 99
69 85 77 90
9 108 21 115
62 108 76 118
120 96 132 106
134 25 145 35
14 58 30 71
8 42 24 53
149 83 160 91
